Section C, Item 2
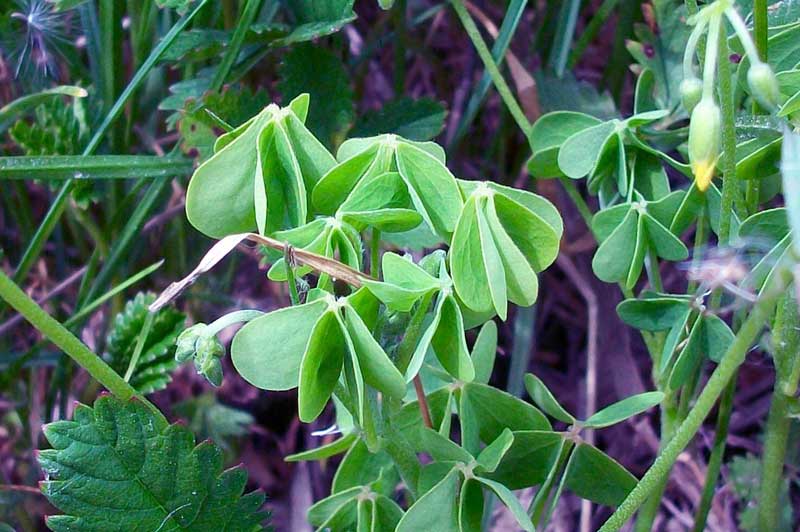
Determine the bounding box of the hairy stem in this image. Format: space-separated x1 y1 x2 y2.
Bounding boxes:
0 271 155 412
598 266 793 531
757 390 792 532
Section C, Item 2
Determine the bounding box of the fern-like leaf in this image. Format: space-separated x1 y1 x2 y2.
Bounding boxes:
104 293 185 394
38 395 269 531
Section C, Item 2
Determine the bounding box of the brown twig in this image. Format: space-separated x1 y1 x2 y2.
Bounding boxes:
413 375 433 428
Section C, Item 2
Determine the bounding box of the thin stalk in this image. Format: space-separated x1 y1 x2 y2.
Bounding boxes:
716 23 739 246
450 0 531 135
598 265 793 531
753 0 768 61
0 271 146 406
646 247 664 293
123 311 155 382
691 374 736 532
370 228 381 279
756 390 792 532
559 178 593 228
209 0 263 92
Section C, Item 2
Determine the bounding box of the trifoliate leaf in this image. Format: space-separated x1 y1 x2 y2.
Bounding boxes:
39 395 268 531
104 293 185 394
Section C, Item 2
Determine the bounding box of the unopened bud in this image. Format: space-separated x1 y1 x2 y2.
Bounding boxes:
680 77 703 113
688 97 721 192
747 62 780 110
175 323 208 362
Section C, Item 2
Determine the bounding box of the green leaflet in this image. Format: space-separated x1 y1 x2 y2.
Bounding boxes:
470 320 498 384
185 94 336 238
671 181 740 237
39 395 267 531
396 469 461 532
232 290 404 424
528 111 602 178
337 171 423 233
583 391 665 428
231 298 327 390
563 442 638 507
451 182 562 319
460 382 551 443
524 373 576 424
311 134 461 240
591 192 687 289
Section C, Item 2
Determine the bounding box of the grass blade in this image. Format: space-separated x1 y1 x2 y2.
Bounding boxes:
0 155 192 181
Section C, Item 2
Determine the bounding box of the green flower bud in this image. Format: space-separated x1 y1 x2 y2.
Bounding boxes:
175 323 208 363
688 97 721 191
680 77 703 113
378 0 395 8
196 334 225 360
195 353 223 387
747 62 780 110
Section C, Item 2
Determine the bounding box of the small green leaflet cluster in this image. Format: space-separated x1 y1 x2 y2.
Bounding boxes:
617 293 734 390
104 292 185 394
38 395 267 531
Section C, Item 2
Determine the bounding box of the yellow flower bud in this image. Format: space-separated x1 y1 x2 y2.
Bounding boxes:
688 97 721 191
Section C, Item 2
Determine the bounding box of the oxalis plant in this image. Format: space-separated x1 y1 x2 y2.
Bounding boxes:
0 0 799 530
149 91 669 531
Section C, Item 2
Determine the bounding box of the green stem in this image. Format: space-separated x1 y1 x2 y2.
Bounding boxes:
756 390 792 532
124 311 155 382
370 228 381 279
753 0 768 62
716 25 739 246
559 178 593 229
396 292 435 375
209 0 262 92
0 271 139 403
691 374 736 532
598 266 793 531
450 0 531 135
646 247 663 293
284 244 300 306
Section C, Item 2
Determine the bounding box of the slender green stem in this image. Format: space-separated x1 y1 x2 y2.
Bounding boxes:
0 271 139 402
716 27 739 246
646 247 664 293
753 0 768 61
691 374 736 532
559 178 593 229
450 0 531 135
124 311 154 382
598 266 793 531
396 292 435 375
209 0 262 92
757 390 792 532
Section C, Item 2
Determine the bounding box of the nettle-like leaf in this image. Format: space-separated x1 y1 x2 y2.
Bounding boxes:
38 395 268 531
362 251 474 382
591 191 687 289
232 289 404 423
185 94 336 238
451 181 563 320
279 44 354 148
311 134 463 241
104 293 185 394
617 294 735 388
351 97 447 141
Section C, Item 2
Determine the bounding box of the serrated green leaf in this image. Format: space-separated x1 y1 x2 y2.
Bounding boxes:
39 395 267 531
104 293 185 394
